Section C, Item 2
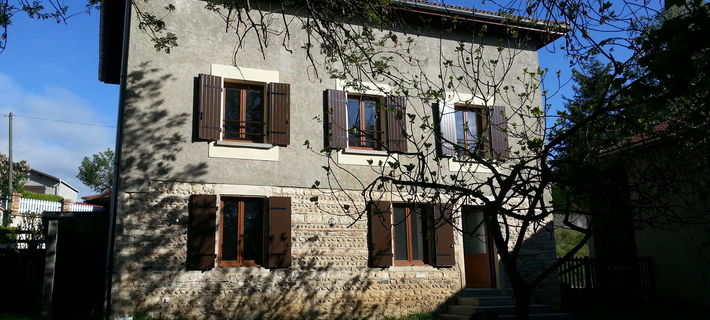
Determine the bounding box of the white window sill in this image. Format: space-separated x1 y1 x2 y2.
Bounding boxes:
448 158 493 173
337 150 396 166
215 140 274 149
208 142 279 161
342 148 389 156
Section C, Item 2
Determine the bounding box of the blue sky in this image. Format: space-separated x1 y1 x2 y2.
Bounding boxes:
0 1 659 198
0 9 117 198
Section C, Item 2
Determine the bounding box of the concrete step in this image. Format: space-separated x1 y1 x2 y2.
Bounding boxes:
461 288 503 297
458 296 514 306
498 313 573 320
447 305 555 317
438 314 470 320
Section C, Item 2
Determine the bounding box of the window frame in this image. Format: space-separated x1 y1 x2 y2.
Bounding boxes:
222 81 267 144
392 204 428 266
218 196 264 267
454 104 489 158
346 94 384 150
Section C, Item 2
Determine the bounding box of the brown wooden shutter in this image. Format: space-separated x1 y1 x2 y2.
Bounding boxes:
267 197 291 268
325 89 348 149
490 105 509 160
433 205 455 267
436 101 457 157
369 201 393 267
187 195 217 270
198 74 222 141
269 83 290 146
385 96 407 153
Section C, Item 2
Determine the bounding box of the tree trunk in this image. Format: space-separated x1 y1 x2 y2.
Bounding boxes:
513 286 533 320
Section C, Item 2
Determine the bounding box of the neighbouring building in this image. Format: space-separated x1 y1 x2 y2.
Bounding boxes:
25 169 79 202
99 1 566 319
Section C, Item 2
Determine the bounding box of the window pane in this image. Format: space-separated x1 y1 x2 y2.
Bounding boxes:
222 199 239 261
410 207 424 261
245 89 263 141
363 99 378 148
242 198 262 262
224 88 242 140
466 111 478 151
393 207 409 261
347 98 361 147
463 210 487 255
455 110 466 147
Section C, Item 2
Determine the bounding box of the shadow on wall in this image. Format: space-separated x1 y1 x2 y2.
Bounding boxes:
516 220 560 305
121 62 208 190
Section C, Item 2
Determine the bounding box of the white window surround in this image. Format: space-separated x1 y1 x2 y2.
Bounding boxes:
207 64 280 161
443 91 497 174
334 79 400 166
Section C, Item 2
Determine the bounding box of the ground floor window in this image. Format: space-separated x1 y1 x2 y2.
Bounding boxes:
219 197 264 267
393 204 428 266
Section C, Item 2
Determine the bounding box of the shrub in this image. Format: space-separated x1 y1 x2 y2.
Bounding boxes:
20 189 63 202
0 226 18 243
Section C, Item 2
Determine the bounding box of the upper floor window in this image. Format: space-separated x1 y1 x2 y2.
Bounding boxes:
325 89 408 153
224 83 265 143
454 106 485 155
197 74 290 146
347 95 382 149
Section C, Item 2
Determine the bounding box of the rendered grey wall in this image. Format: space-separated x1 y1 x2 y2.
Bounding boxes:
117 1 544 194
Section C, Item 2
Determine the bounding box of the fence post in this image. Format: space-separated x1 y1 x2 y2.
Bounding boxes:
11 192 21 214
61 199 72 212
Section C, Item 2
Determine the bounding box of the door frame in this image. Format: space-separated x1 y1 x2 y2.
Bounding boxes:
462 206 497 288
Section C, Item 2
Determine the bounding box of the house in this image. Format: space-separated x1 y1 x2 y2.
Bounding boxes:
24 169 79 202
589 123 710 307
98 1 566 318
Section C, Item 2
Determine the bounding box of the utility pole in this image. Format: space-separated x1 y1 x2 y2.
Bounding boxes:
4 113 12 226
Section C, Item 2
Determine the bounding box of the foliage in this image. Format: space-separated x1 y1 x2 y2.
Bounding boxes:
555 229 589 257
0 226 18 243
77 149 114 193
384 312 434 320
0 1 175 54
0 152 30 200
19 189 62 202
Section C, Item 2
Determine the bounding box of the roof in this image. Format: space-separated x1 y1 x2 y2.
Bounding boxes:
81 189 111 201
99 1 569 84
394 0 569 46
29 169 80 193
600 120 675 156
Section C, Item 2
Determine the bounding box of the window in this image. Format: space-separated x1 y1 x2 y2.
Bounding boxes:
454 106 486 155
197 74 290 146
347 95 382 149
219 197 264 267
392 204 428 266
436 102 508 160
368 201 455 268
325 89 407 153
187 195 292 270
224 82 265 143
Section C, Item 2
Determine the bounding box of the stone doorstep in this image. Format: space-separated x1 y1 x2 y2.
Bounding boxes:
457 296 514 306
460 288 505 297
439 313 573 320
447 304 555 316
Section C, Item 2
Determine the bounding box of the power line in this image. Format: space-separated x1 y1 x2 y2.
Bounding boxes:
4 114 116 129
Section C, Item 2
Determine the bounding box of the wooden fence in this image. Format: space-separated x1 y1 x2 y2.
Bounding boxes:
559 256 654 305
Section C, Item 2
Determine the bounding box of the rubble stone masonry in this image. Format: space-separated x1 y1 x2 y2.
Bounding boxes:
110 181 558 319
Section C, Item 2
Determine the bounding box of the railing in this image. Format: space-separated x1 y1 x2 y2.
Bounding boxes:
19 198 61 214
70 203 104 212
559 256 654 305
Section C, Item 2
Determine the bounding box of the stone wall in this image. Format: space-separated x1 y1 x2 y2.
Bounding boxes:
111 181 463 319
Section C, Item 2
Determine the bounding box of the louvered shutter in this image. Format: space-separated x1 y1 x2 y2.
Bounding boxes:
489 105 509 160
325 89 348 149
267 197 291 268
198 74 222 141
436 101 457 157
369 201 393 267
187 195 217 270
385 96 407 153
269 83 290 146
433 205 455 267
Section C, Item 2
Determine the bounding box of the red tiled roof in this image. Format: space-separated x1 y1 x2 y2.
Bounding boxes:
82 189 111 201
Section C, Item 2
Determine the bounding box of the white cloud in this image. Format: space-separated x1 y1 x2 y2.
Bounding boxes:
0 72 116 199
